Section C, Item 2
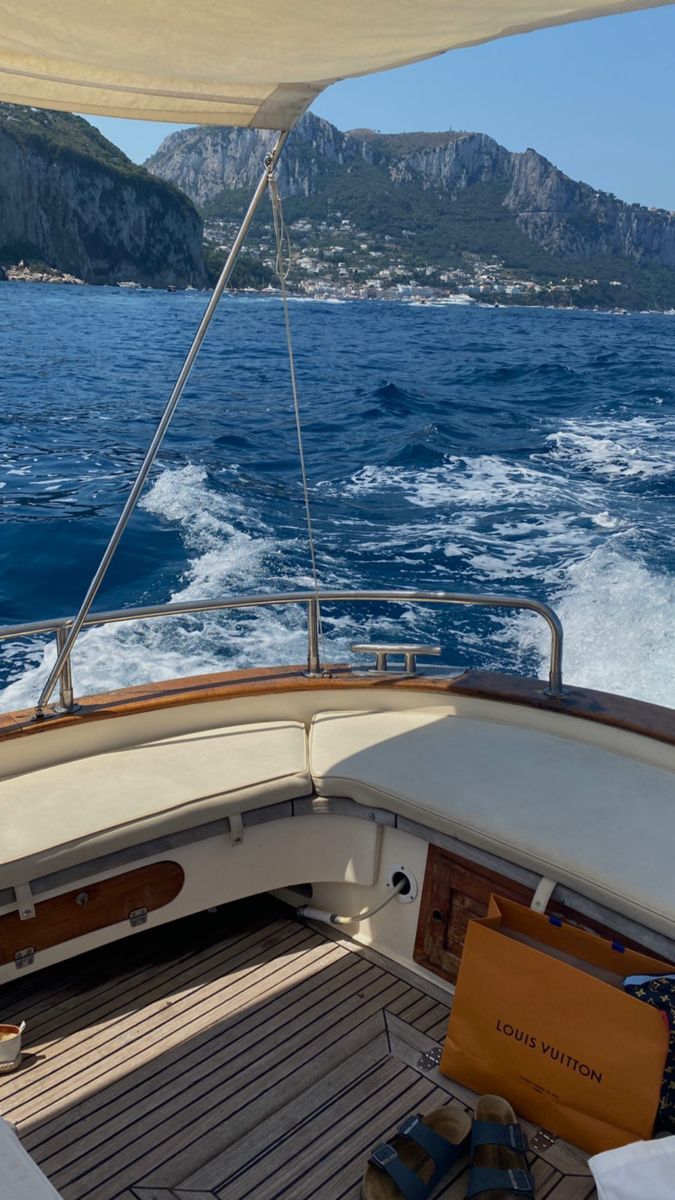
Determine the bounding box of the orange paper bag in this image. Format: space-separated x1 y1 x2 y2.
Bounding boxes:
440 895 672 1154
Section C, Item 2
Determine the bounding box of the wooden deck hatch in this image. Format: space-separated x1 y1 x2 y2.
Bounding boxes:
0 861 184 967
414 845 655 984
414 846 533 983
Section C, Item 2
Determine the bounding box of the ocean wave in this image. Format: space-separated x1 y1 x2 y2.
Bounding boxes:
139 464 276 597
503 542 675 707
0 465 309 709
343 455 581 510
0 465 426 709
541 417 675 481
0 297 673 712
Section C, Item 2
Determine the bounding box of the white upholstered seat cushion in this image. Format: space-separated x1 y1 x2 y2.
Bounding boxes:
309 709 675 935
0 721 310 887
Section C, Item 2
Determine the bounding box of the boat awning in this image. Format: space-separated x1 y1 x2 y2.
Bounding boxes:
0 0 670 129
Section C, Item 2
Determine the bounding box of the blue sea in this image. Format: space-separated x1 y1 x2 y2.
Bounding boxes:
0 282 673 711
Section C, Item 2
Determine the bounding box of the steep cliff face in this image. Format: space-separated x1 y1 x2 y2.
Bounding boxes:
505 149 675 268
145 114 357 205
147 112 675 271
360 129 513 194
0 105 207 287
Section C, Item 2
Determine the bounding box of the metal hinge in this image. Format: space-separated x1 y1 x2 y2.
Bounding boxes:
530 1128 556 1152
416 1046 442 1072
15 947 35 969
129 907 148 928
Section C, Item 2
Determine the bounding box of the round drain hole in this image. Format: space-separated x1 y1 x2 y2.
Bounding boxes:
385 864 418 903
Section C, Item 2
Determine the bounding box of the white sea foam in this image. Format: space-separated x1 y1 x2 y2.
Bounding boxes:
589 511 620 529
1 430 673 711
541 417 675 481
505 542 675 707
140 464 275 597
344 455 571 510
0 465 311 710
0 464 404 710
342 456 617 583
338 446 675 705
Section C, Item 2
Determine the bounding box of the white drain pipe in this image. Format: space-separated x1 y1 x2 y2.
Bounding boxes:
298 877 406 927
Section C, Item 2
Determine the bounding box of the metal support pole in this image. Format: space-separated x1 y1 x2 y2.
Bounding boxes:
55 625 75 711
543 612 563 698
35 130 290 718
307 596 321 675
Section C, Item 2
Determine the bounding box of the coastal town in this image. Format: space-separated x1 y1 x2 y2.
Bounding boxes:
204 213 629 308
0 211 639 313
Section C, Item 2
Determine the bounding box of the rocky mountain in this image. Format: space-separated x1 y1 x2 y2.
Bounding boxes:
0 105 206 287
146 113 675 297
145 116 357 207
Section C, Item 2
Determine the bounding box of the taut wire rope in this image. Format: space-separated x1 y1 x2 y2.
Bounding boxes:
267 156 325 664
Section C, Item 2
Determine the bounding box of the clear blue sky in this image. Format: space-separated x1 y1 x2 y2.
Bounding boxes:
87 5 675 210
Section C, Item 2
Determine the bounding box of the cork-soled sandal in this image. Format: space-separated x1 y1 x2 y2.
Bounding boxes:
466 1095 534 1198
362 1106 472 1199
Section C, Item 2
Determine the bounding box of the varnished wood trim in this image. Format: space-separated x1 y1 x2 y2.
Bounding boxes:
0 664 673 747
0 862 185 965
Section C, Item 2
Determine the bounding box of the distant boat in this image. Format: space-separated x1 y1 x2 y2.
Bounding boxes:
117 280 141 289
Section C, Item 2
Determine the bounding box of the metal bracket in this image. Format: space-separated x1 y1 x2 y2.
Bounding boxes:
229 813 244 846
416 1046 442 1072
129 907 148 928
531 876 557 913
15 881 36 921
15 947 35 969
351 643 441 675
530 1129 556 1152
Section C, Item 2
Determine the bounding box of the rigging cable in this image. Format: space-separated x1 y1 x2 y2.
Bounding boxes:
267 157 325 665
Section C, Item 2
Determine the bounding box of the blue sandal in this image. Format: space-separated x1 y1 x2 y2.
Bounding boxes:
362 1106 472 1199
467 1096 534 1198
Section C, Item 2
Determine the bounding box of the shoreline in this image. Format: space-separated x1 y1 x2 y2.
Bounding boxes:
1 273 673 317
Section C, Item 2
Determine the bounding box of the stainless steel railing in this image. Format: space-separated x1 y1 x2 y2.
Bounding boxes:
0 589 563 714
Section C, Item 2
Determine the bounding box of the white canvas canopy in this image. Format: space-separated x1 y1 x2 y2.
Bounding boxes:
0 0 669 129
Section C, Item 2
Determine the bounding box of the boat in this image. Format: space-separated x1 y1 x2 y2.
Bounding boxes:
0 3 673 1197
443 293 477 305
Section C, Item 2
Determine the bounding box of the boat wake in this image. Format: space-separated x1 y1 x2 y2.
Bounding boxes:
0 297 672 712
0 466 313 710
504 542 675 707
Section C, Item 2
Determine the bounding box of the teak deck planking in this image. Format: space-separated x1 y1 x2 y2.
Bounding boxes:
0 898 596 1199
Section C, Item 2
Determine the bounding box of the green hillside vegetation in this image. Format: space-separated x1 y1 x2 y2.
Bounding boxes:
203 160 675 308
202 166 553 275
203 243 275 288
292 163 556 275
514 259 675 311
0 104 196 218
